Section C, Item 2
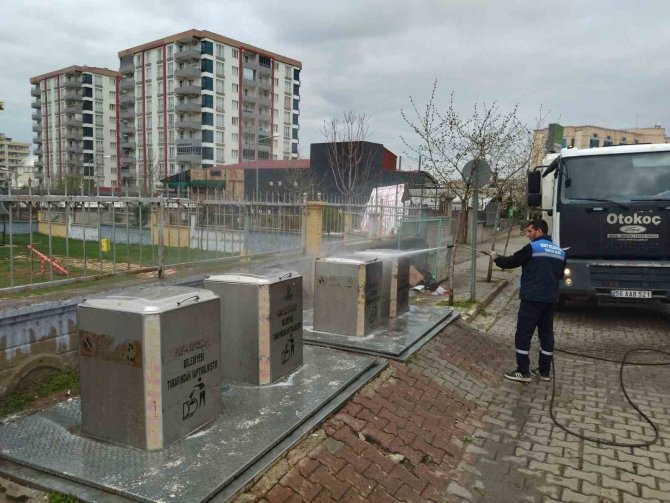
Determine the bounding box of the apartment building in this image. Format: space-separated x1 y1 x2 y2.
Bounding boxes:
0 133 31 188
532 123 669 166
30 66 121 190
117 29 302 195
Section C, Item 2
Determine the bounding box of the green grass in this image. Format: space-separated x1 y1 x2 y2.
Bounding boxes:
435 298 479 309
0 234 227 288
0 367 80 418
49 493 79 503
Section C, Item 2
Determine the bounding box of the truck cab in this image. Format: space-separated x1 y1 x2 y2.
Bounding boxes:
528 144 670 305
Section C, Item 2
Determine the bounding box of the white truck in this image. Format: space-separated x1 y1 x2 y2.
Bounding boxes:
527 143 670 306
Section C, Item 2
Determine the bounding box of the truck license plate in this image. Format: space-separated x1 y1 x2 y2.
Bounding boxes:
610 290 652 299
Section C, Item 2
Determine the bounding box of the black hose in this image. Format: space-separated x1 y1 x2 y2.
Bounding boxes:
549 347 670 448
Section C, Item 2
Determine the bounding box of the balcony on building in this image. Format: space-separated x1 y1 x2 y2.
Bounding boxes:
63 118 83 128
175 46 202 62
34 160 42 168
31 86 41 97
63 90 82 101
119 61 134 75
175 119 201 130
64 104 83 115
120 155 136 165
174 65 200 79
34 147 43 156
175 101 201 113
175 84 202 96
66 145 83 154
120 109 135 120
119 77 135 90
120 124 135 134
62 78 82 89
32 124 42 133
175 142 202 162
33 135 42 144
31 98 41 109
31 112 41 121
119 93 134 105
121 140 136 150
258 77 272 90
65 129 81 140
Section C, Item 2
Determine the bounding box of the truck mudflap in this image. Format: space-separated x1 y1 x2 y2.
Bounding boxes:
559 260 670 305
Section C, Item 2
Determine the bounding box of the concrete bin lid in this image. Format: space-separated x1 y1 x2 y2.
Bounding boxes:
353 249 408 259
206 268 299 285
79 285 218 313
316 256 380 265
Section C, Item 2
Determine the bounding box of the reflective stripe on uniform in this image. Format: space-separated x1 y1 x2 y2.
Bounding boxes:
515 348 529 355
540 349 553 355
532 252 565 260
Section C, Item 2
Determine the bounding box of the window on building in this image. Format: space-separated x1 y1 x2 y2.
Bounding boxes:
216 96 225 111
232 48 238 58
94 75 102 86
216 61 225 76
232 116 238 126
284 80 292 94
216 44 224 59
232 83 238 93
232 66 238 76
202 112 214 126
216 148 224 161
231 149 238 160
590 137 600 148
216 130 226 144
168 45 173 59
216 113 225 127
168 62 174 78
201 58 214 73
284 96 291 108
283 126 290 139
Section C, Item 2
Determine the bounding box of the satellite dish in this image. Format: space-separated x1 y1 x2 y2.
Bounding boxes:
462 158 491 188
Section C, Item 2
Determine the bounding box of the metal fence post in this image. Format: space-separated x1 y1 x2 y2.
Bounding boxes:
158 195 165 278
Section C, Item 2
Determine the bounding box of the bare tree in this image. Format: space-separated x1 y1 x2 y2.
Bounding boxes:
279 156 326 199
482 106 550 281
401 81 531 305
321 111 377 201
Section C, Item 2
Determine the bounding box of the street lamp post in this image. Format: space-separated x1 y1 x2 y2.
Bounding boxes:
254 133 280 194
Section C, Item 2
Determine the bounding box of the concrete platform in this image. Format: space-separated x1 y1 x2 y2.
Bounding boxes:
0 346 385 502
303 302 459 361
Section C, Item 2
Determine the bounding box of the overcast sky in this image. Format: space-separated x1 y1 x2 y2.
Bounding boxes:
2 0 670 167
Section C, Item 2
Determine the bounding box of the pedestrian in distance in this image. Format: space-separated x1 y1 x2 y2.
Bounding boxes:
488 219 566 383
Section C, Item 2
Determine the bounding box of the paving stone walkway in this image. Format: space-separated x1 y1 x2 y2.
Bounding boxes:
238 232 670 503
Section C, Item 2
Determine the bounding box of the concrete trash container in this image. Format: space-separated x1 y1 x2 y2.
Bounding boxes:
313 256 382 336
204 269 303 386
353 250 410 318
77 286 222 451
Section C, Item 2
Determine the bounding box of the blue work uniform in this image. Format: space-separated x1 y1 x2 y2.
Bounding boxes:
494 236 566 373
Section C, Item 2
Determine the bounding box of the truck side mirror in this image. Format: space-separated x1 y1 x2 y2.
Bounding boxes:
528 170 541 194
527 170 542 207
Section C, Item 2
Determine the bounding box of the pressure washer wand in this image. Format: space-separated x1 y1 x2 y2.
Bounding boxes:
448 244 495 256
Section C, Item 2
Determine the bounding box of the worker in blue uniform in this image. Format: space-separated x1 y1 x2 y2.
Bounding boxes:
490 219 566 382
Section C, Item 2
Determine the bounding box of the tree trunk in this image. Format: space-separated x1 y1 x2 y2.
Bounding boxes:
447 205 469 306
486 205 502 282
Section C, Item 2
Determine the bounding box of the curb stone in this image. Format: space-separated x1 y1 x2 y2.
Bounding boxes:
461 279 509 322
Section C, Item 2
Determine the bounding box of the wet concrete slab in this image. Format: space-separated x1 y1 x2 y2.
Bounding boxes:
303 302 459 360
0 346 385 502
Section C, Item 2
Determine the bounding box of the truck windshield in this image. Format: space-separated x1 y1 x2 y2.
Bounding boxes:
559 151 670 202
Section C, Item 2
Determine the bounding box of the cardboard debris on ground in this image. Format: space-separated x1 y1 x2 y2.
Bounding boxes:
409 265 424 287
